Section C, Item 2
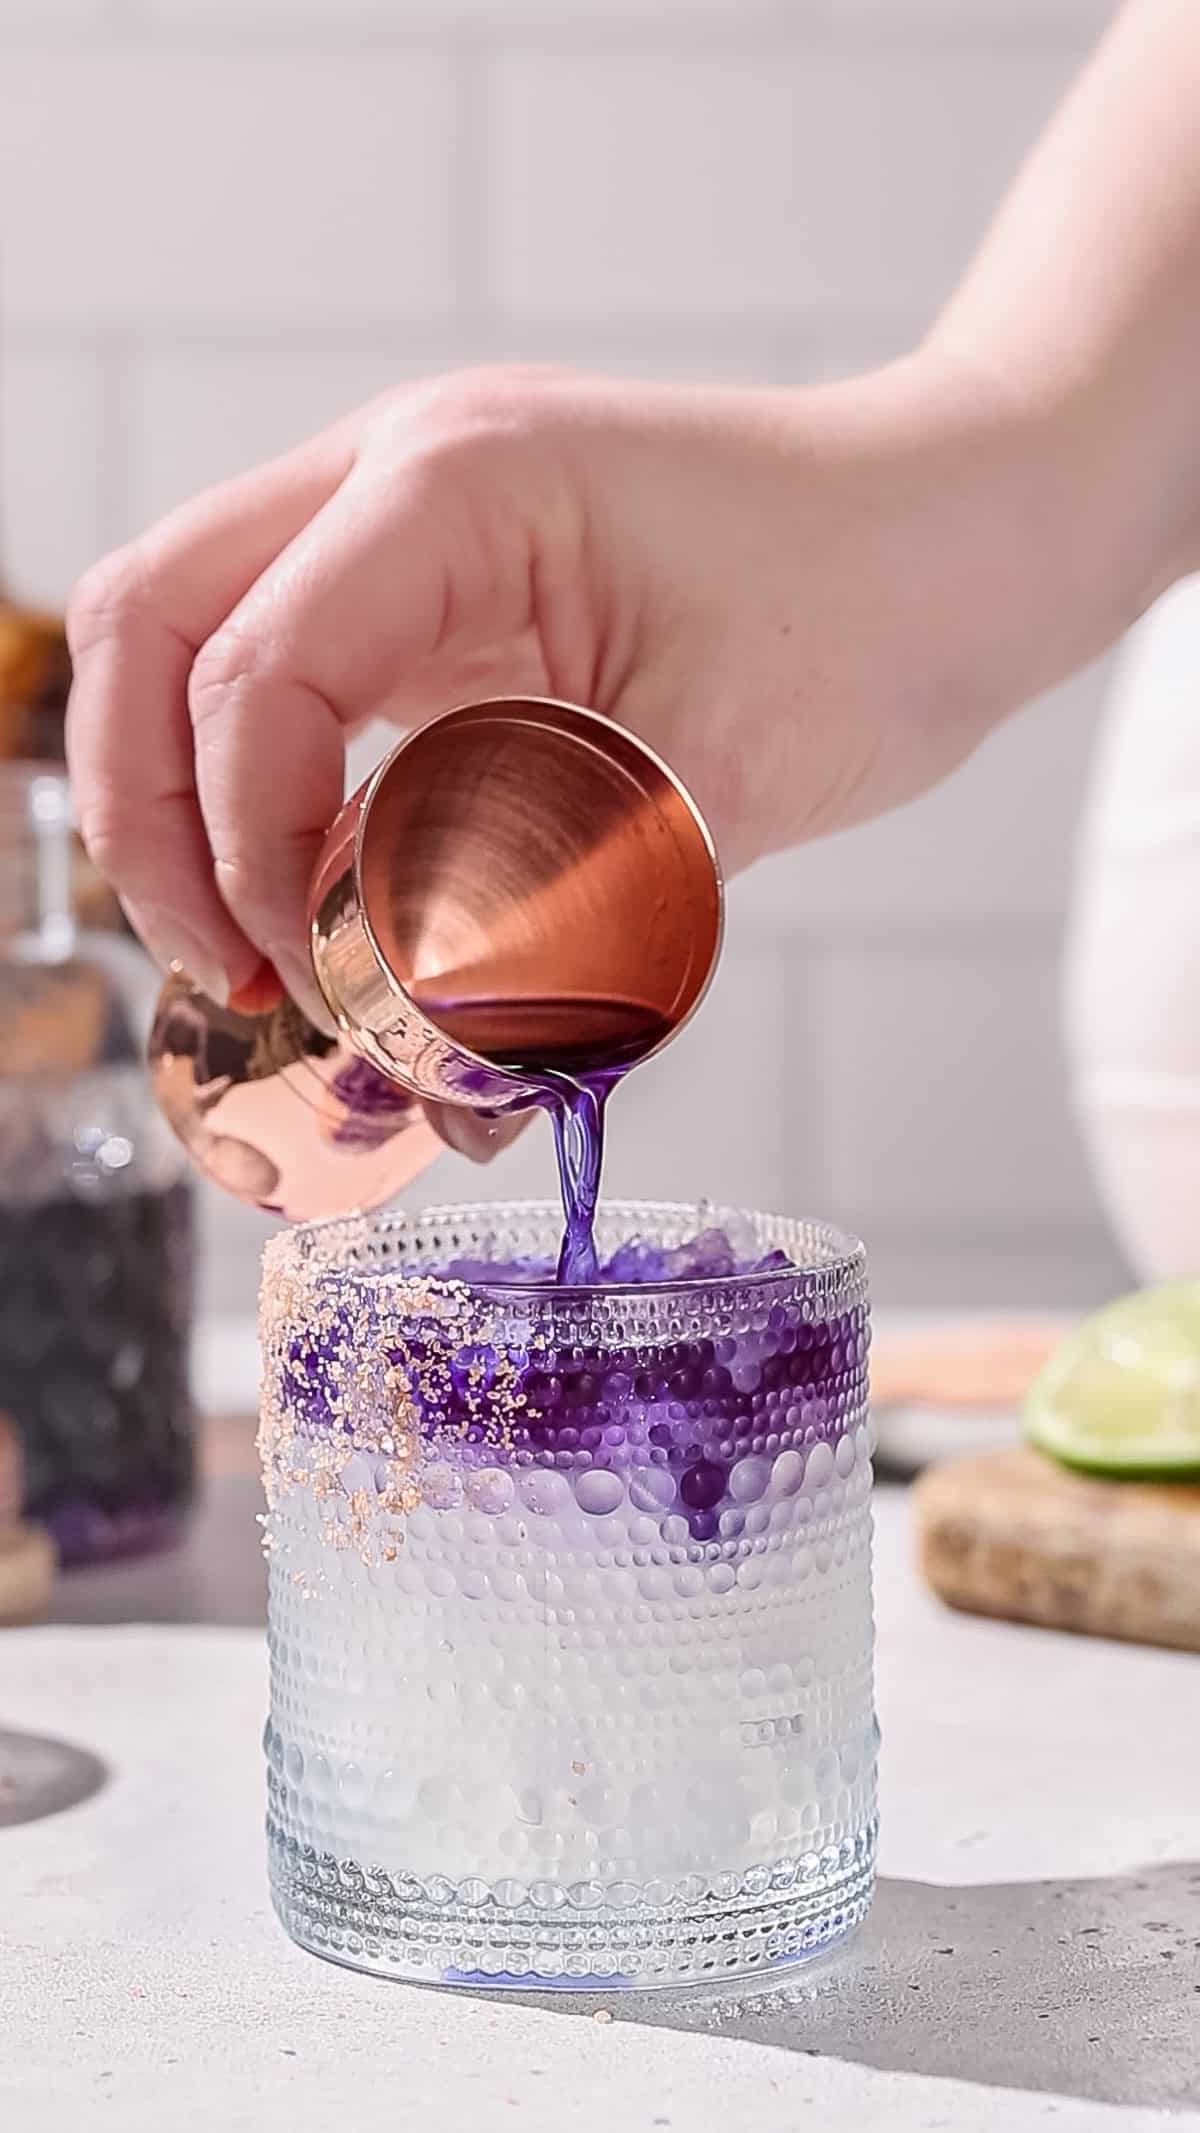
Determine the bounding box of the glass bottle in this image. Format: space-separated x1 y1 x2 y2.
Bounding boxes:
0 766 195 1564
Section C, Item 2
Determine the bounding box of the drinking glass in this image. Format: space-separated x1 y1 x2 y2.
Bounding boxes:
260 1200 877 1989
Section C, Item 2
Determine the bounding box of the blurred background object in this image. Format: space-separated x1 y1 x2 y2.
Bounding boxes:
0 590 124 928
0 597 71 759
1066 574 1200 1284
0 1412 55 1623
0 767 195 1565
0 0 1134 1412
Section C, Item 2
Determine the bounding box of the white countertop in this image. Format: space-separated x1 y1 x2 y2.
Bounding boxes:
2 1481 1197 2132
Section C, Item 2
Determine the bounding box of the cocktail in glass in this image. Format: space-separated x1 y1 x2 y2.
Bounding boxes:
260 1198 877 1990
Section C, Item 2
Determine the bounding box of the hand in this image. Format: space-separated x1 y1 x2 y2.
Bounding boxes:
67 0 1200 1031
66 353 1096 1023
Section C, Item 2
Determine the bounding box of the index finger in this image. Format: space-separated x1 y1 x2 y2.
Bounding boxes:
66 423 356 1002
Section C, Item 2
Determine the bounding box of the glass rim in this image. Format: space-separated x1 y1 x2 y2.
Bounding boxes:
273 1197 866 1304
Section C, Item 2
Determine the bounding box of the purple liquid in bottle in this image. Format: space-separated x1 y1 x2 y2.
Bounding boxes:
0 1178 195 1564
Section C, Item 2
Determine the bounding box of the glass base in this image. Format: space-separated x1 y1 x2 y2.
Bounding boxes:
267 1819 876 1991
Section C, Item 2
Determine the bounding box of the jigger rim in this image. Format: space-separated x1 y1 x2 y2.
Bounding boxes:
330 693 726 1086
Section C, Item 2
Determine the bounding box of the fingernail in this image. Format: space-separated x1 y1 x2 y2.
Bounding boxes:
124 903 229 1007
228 958 284 1018
426 1106 532 1164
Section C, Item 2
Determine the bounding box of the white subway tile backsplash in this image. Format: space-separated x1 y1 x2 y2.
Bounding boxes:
0 53 456 330
489 44 1076 328
0 349 107 608
451 947 800 1215
774 333 917 385
0 0 111 24
470 329 783 382
139 0 411 18
866 1230 1126 1314
827 0 1116 33
131 0 1114 34
603 948 799 1212
124 348 435 536
0 3 1125 1312
732 661 1112 937
123 335 783 538
819 937 1102 1234
0 0 108 19
140 0 791 22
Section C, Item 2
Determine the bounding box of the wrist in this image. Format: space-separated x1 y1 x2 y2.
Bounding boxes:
830 347 1113 743
890 340 1152 717
920 319 1199 682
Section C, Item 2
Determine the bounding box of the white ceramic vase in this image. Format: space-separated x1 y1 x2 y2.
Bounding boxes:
1065 575 1200 1282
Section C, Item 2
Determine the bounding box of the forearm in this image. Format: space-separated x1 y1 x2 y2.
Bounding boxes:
930 0 1200 636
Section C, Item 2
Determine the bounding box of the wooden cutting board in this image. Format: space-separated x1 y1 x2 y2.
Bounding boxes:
0 1525 55 1625
0 1417 54 1626
914 1445 1200 1653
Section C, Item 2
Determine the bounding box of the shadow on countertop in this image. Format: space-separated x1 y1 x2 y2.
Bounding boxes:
0 1727 107 1827
38 1455 1200 2109
459 1862 1200 2113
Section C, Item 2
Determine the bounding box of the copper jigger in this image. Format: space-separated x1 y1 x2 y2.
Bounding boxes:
148 973 443 1222
149 697 723 1222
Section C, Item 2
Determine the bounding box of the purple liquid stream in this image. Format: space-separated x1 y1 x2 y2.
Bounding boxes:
544 1075 611 1284
413 995 676 1284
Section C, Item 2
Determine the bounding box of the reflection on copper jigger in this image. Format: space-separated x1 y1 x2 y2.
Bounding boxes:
148 972 445 1223
149 697 723 1222
309 697 723 1107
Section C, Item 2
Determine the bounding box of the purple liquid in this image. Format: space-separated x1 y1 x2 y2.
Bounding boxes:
281 1223 859 1544
414 994 675 1284
0 1179 195 1565
544 1076 610 1284
436 1226 791 1288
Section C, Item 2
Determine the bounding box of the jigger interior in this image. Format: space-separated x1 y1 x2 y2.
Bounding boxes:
313 698 723 1094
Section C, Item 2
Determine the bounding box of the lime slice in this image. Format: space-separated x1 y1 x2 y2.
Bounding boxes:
1025 1281 1200 1479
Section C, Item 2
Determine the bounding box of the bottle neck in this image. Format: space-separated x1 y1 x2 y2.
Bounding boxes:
0 766 78 960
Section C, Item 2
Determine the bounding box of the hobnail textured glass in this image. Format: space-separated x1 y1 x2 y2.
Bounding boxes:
259 1199 878 1990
